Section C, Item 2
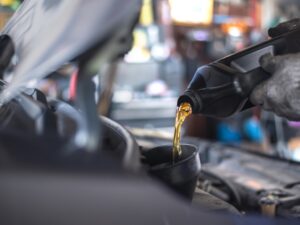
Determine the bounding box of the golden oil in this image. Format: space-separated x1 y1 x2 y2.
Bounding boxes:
172 102 192 162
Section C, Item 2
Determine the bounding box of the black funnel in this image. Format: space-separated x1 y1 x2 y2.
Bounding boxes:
142 144 201 200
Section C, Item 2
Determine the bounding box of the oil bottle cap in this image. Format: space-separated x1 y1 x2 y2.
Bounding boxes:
177 90 202 113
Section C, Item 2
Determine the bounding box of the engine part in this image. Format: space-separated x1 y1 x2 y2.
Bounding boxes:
142 144 201 200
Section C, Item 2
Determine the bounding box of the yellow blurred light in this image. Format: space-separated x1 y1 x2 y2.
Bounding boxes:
139 0 154 26
0 0 14 6
169 0 213 26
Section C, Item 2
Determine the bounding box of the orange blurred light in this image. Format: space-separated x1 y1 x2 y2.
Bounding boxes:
221 21 249 35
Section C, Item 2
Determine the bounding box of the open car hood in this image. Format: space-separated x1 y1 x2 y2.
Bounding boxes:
1 0 141 103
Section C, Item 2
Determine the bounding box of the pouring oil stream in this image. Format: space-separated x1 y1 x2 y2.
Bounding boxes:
172 102 192 163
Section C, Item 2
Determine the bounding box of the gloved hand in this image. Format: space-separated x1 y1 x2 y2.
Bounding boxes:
250 19 300 121
267 18 300 37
